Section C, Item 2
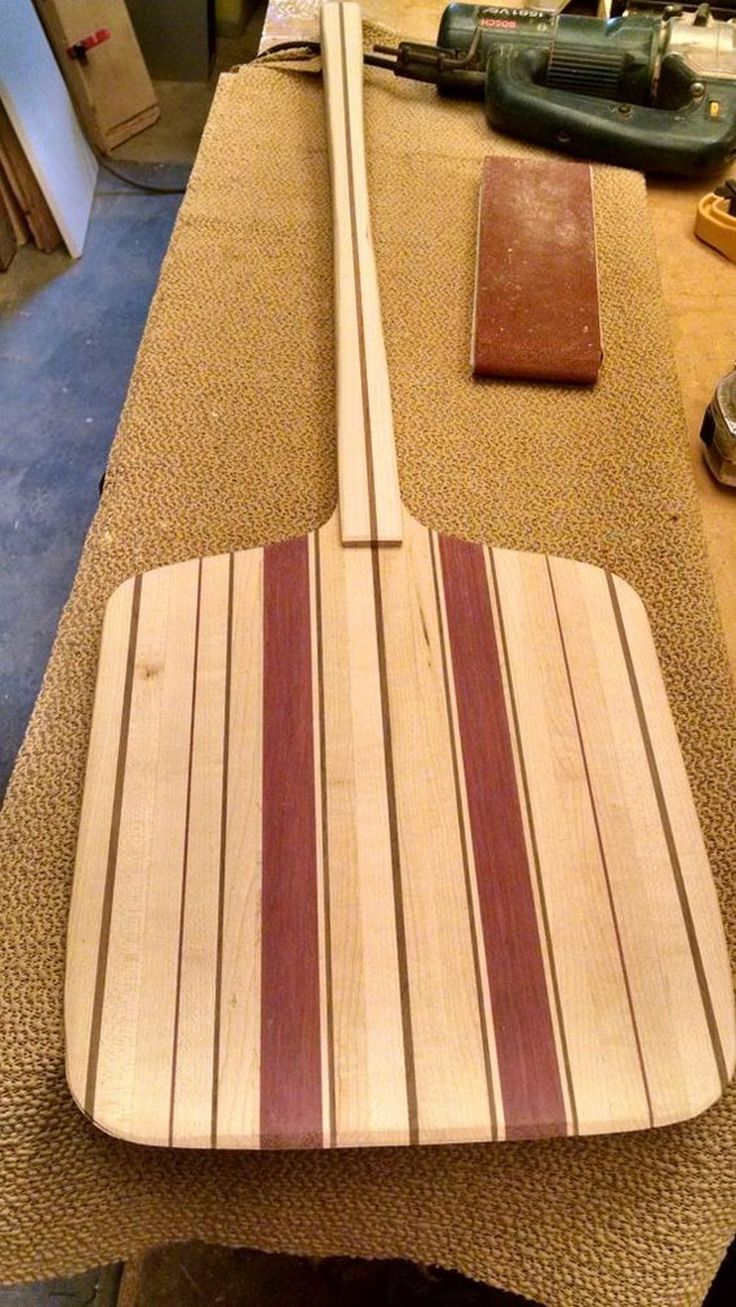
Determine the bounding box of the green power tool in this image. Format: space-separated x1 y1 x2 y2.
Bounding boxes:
368 3 736 174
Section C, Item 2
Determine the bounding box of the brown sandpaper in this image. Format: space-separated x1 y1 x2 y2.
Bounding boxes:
472 157 602 382
1 31 735 1307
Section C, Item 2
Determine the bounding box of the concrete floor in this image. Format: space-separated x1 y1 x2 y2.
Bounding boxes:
0 161 188 796
0 1 268 799
1 1 734 1302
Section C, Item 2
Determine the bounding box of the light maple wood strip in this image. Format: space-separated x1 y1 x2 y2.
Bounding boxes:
92 565 187 1139
317 514 409 1146
492 548 651 1136
610 573 736 1093
310 534 333 1150
65 575 136 1116
483 546 573 1137
128 563 202 1144
381 515 493 1144
215 550 264 1149
170 554 231 1147
320 1 402 545
549 556 723 1124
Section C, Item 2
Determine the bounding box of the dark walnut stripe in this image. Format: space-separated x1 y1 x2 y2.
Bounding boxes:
260 535 323 1148
546 560 653 1128
84 573 142 1117
373 544 419 1143
606 572 729 1092
338 0 376 541
488 550 577 1133
439 536 567 1139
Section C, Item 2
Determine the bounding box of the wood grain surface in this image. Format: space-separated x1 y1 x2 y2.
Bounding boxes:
322 0 402 543
66 511 735 1146
65 2 735 1148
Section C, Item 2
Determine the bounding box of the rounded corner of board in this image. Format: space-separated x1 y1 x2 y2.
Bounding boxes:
66 1090 161 1149
672 1069 734 1130
63 1062 124 1142
64 1051 158 1147
604 568 650 619
64 1060 88 1126
105 572 140 617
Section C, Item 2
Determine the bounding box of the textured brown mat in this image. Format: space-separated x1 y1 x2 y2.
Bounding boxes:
1 34 735 1307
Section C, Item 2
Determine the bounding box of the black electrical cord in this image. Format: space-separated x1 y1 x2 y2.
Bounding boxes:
253 40 322 60
94 148 188 195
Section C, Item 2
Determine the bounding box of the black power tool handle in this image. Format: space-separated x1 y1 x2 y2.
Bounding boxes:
485 46 736 176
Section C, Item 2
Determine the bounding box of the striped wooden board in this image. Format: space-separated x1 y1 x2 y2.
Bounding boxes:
67 512 735 1147
65 3 735 1147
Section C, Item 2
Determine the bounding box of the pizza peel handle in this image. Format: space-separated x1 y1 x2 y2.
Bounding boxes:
320 0 402 544
65 3 735 1149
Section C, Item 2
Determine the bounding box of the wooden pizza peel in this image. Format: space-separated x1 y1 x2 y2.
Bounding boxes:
65 2 735 1149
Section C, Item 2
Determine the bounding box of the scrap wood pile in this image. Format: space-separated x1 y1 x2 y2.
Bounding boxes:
0 104 61 269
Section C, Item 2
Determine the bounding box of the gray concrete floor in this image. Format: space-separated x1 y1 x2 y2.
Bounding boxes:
0 1267 123 1306
0 9 252 1305
0 161 189 795
0 2 268 800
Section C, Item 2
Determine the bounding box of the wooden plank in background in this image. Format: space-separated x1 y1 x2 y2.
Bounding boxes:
0 0 97 257
33 0 159 153
0 186 18 269
0 107 61 253
0 162 29 246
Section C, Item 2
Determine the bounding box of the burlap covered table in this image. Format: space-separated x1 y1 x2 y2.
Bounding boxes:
1 35 735 1307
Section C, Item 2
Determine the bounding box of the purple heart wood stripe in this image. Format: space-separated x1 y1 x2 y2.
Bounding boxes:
66 514 733 1149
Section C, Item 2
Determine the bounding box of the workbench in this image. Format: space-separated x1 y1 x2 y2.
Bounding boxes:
1 8 734 1306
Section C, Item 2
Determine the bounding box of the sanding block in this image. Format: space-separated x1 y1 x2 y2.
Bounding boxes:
471 157 603 384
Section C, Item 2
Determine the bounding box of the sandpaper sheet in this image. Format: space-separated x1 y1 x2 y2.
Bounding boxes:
472 156 603 383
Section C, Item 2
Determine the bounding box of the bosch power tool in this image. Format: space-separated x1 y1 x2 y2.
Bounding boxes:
368 3 736 174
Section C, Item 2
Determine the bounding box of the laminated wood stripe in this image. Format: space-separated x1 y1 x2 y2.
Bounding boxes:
83 573 141 1118
215 550 265 1148
606 571 729 1092
260 535 323 1149
68 516 734 1147
439 536 567 1138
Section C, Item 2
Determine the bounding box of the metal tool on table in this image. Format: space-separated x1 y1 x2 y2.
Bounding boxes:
700 366 736 481
367 2 736 174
